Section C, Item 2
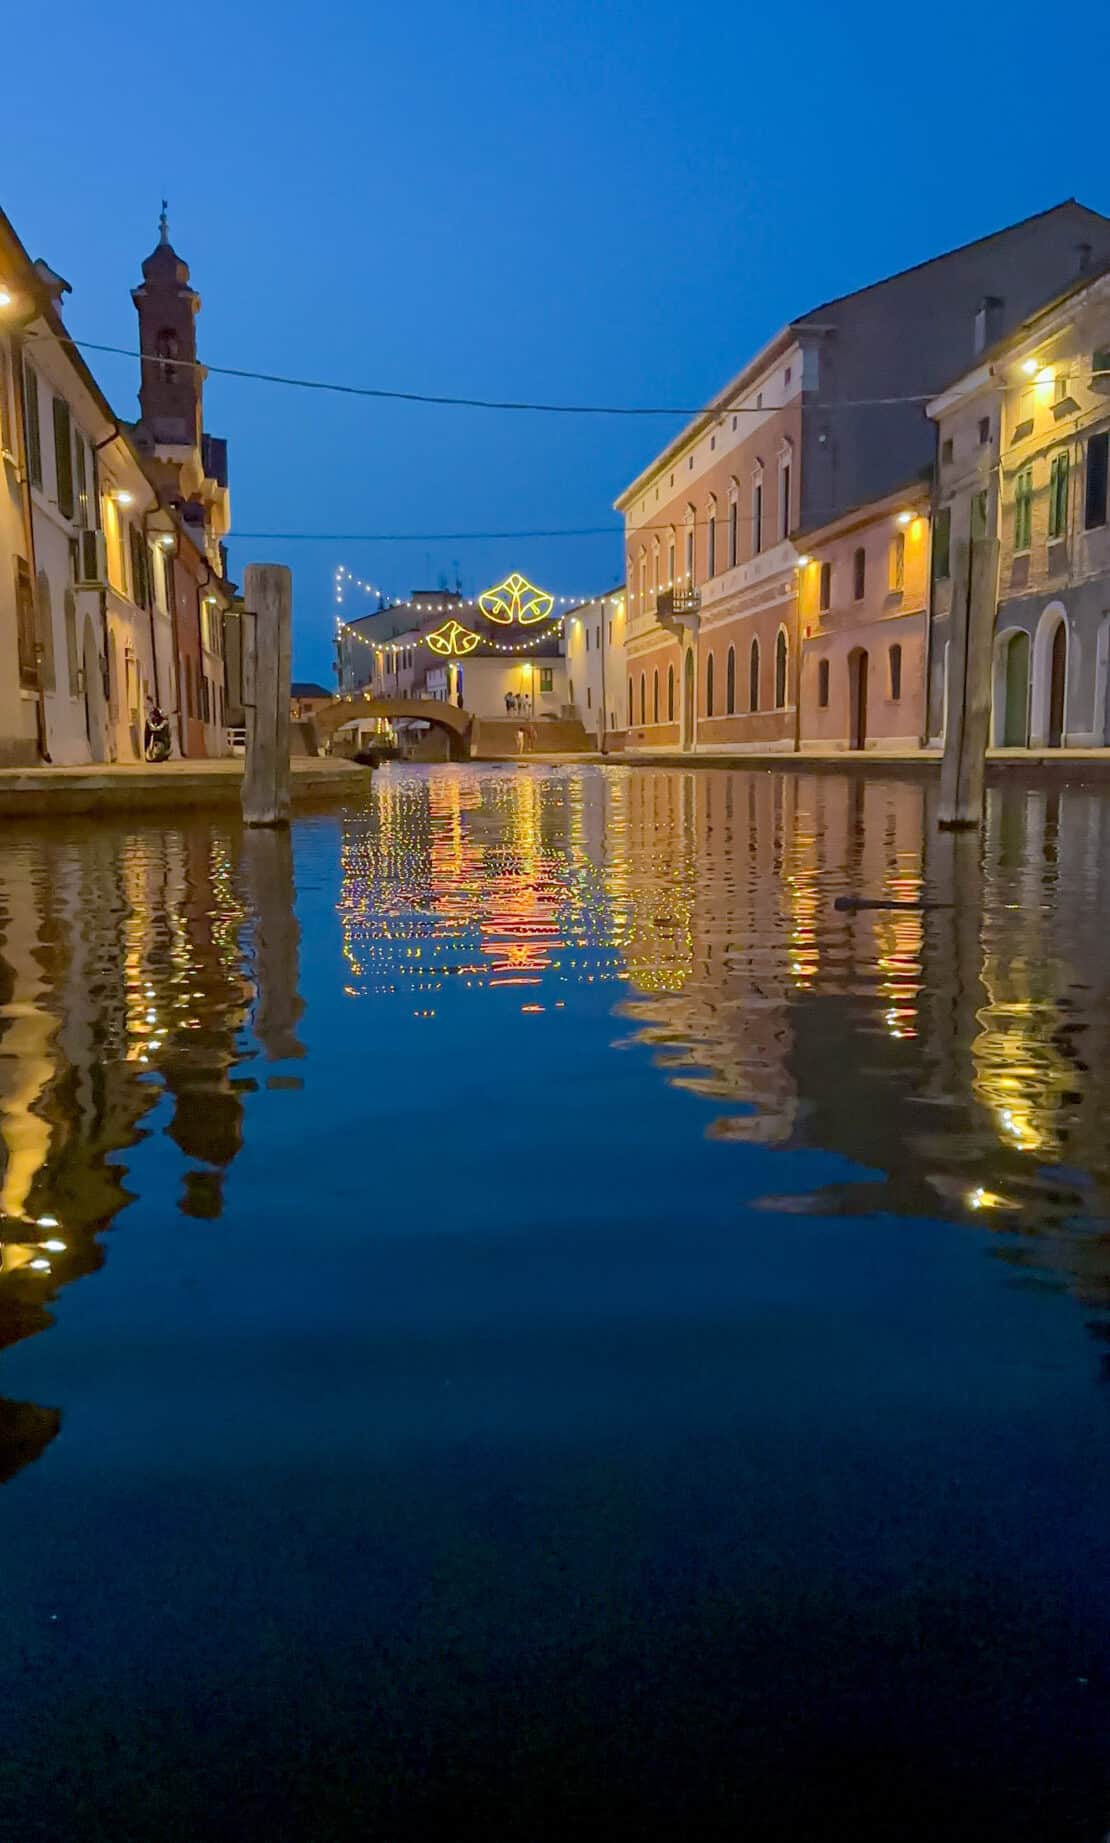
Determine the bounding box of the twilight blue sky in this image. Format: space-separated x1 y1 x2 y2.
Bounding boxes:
7 0 1107 681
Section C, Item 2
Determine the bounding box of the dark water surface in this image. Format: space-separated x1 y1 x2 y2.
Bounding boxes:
2 764 1110 1840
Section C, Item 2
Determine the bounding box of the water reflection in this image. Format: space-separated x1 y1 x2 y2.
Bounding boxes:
2 766 1110 1492
0 819 301 1478
342 764 1110 1293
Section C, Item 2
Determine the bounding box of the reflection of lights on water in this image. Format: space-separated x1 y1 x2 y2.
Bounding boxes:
967 1185 1012 1211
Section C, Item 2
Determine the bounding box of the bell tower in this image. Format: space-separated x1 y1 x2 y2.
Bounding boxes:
131 201 203 450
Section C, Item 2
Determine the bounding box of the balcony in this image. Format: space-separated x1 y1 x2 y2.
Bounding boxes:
656 585 702 635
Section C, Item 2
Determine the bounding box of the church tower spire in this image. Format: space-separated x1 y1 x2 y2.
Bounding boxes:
131 208 203 448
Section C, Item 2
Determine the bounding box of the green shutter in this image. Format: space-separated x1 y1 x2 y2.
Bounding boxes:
52 398 74 518
23 363 42 487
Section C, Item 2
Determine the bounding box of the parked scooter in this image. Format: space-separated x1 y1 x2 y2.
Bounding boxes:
144 704 172 762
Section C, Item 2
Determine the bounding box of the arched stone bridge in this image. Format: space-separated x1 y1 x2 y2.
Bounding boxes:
313 694 473 759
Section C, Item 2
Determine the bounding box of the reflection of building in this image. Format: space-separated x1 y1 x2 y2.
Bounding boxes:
0 815 301 1484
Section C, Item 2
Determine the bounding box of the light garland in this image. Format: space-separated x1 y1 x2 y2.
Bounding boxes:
336 615 566 656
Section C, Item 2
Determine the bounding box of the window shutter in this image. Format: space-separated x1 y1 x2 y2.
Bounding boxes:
23 363 42 487
14 557 37 687
74 433 89 527
1085 432 1109 530
129 526 148 607
52 397 74 518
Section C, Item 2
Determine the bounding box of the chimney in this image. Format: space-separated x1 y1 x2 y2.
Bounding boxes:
973 296 1004 356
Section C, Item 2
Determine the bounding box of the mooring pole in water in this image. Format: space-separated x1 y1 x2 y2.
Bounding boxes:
938 535 999 831
241 563 292 828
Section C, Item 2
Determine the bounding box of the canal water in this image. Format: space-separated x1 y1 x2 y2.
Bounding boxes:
1 763 1109 1840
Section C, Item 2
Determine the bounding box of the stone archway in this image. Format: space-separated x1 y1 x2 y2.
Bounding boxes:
314 694 474 761
1030 602 1070 748
992 628 1030 748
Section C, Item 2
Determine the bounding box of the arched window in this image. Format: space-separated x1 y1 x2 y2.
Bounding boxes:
889 642 903 701
667 662 675 721
652 668 659 723
775 629 788 708
156 328 179 388
726 645 736 714
627 676 633 727
639 672 646 725
706 651 715 717
749 638 760 711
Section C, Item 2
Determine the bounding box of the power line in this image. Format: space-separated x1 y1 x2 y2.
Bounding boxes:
30 326 939 419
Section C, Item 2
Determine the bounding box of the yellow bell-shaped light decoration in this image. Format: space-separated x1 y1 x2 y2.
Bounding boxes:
426 617 481 657
478 572 555 626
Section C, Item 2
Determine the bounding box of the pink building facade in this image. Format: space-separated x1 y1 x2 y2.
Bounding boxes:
797 486 931 751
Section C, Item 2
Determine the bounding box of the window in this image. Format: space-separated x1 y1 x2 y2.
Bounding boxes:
1049 450 1070 540
784 366 792 388
889 643 902 701
652 669 659 723
817 658 830 707
706 511 716 577
941 437 954 465
779 457 792 541
74 436 90 528
819 560 831 611
890 531 905 590
933 507 951 580
1094 349 1110 377
726 645 736 714
667 540 675 585
14 556 37 687
852 546 866 601
586 685 591 708
752 479 763 555
1054 378 1067 405
728 497 738 567
595 626 600 649
627 678 633 726
667 663 675 721
1013 466 1033 551
978 417 990 445
706 652 715 717
539 667 553 693
1085 431 1109 529
639 672 646 725
52 398 74 519
129 527 149 607
585 627 590 652
749 638 760 711
685 527 694 582
971 491 988 540
775 629 787 708
22 362 42 488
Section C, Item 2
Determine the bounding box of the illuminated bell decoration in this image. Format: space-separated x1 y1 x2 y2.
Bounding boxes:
478 572 555 626
426 617 480 657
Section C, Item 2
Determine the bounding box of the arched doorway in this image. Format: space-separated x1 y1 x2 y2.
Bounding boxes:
994 629 1030 747
1048 621 1067 747
848 648 869 750
82 619 106 761
682 648 695 750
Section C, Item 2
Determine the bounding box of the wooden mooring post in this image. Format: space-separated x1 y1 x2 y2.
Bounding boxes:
241 564 292 827
938 535 999 830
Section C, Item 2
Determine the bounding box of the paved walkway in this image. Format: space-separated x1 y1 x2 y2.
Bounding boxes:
485 747 1110 779
0 755 368 818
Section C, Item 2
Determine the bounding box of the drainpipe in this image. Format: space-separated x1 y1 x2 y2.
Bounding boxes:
598 597 608 753
8 332 48 760
792 562 803 753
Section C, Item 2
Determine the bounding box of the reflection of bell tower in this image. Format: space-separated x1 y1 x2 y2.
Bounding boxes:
132 201 203 450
